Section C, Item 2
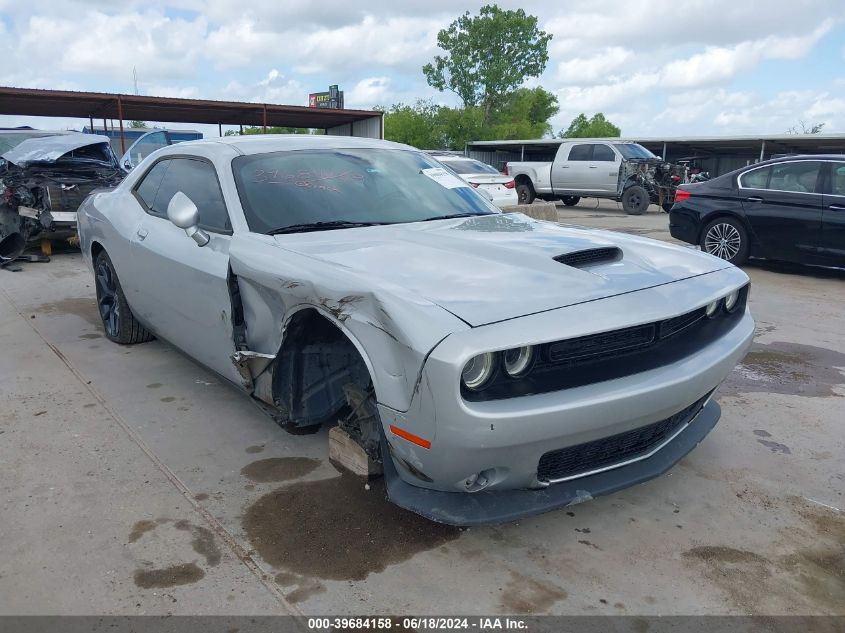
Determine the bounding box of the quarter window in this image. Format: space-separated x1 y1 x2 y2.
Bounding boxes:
148 158 231 233
768 162 821 193
135 160 170 209
830 163 845 196
592 144 616 162
567 144 592 161
740 166 770 189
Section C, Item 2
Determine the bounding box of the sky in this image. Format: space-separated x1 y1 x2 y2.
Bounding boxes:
0 0 843 139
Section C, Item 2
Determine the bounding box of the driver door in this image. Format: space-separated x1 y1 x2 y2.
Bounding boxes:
127 157 243 385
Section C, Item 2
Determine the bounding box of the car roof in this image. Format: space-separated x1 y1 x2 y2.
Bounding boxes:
750 154 845 167
173 134 416 156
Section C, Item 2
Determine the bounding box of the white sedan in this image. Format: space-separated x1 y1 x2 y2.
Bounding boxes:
433 154 518 208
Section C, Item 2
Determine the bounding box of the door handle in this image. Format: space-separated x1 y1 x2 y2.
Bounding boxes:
588 165 598 169
829 204 845 211
136 227 148 241
746 197 763 203
560 165 570 168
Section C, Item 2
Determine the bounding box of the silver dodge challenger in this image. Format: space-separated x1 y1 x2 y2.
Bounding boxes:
77 135 754 525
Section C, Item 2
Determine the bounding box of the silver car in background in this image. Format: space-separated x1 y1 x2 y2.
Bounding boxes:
77 135 753 525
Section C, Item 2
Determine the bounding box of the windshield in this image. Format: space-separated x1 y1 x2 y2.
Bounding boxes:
232 148 497 234
441 159 500 175
614 143 657 160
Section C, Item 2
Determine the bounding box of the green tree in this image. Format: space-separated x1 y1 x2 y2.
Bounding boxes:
423 5 551 124
787 120 825 134
559 113 621 138
381 100 445 149
488 87 558 139
128 120 148 129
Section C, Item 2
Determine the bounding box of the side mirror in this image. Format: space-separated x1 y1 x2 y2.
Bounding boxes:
167 192 210 247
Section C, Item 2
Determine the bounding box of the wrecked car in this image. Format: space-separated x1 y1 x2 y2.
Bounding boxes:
506 141 686 214
0 132 123 264
77 135 754 525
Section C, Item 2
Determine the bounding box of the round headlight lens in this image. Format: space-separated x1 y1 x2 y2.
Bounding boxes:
705 299 721 318
724 289 740 312
461 353 496 390
502 346 534 377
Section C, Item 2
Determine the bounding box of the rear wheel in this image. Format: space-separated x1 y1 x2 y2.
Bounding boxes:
516 182 535 205
622 186 649 215
94 250 154 344
700 217 749 265
561 196 580 207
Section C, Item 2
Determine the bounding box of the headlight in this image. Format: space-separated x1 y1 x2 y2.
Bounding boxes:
502 346 534 377
705 299 721 318
724 289 740 312
462 353 496 390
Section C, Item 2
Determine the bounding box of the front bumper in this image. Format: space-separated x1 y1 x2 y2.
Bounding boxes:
376 267 752 522
383 399 721 526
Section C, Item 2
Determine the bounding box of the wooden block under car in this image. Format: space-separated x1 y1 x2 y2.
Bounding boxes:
329 426 383 478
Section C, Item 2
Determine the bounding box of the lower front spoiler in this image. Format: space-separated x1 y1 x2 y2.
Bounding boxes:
383 400 721 526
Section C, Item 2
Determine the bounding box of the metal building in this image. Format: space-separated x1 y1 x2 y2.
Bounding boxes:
466 134 845 176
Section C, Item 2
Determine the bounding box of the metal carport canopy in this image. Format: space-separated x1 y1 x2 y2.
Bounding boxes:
0 86 382 130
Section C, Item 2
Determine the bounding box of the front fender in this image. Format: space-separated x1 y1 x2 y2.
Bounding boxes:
228 234 468 411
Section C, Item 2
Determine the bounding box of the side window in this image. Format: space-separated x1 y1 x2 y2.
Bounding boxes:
152 158 231 233
768 161 821 194
592 144 616 162
830 163 845 196
135 160 170 209
567 144 592 161
740 166 770 189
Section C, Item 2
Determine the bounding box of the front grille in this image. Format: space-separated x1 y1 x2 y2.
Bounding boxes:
549 323 655 363
554 247 622 268
537 395 709 483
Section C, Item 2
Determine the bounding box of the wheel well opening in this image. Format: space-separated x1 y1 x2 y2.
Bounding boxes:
514 174 533 187
699 213 748 243
91 241 104 260
273 309 379 455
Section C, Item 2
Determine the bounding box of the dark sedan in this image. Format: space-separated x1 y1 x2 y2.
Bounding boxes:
669 155 845 266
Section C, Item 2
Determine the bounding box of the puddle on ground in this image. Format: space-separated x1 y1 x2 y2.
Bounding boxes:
242 470 460 581
78 333 101 340
134 563 205 589
682 498 845 613
128 517 221 589
174 519 221 566
30 297 101 328
245 445 265 454
240 457 320 483
274 572 326 604
719 341 845 398
499 571 567 614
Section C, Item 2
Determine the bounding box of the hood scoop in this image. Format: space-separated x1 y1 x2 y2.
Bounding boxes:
554 247 622 268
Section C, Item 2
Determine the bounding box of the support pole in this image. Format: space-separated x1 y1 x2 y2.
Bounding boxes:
759 140 766 162
116 95 126 155
239 124 243 136
662 142 667 160
218 122 222 137
88 116 94 134
262 104 267 134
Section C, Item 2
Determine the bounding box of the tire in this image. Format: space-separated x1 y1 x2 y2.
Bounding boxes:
700 217 749 266
516 182 535 205
94 250 154 344
622 186 649 215
561 196 580 207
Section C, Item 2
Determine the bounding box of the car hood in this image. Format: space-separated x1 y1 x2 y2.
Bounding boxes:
274 213 730 327
1 133 112 167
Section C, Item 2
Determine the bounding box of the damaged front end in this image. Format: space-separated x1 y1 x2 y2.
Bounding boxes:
620 158 687 211
0 133 123 264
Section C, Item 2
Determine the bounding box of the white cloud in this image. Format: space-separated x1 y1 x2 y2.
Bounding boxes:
345 77 392 109
555 47 633 84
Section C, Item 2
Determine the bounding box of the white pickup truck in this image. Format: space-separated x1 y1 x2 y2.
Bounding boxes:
506 140 681 215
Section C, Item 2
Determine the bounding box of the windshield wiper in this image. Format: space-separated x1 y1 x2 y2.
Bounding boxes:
267 221 387 235
418 213 485 222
